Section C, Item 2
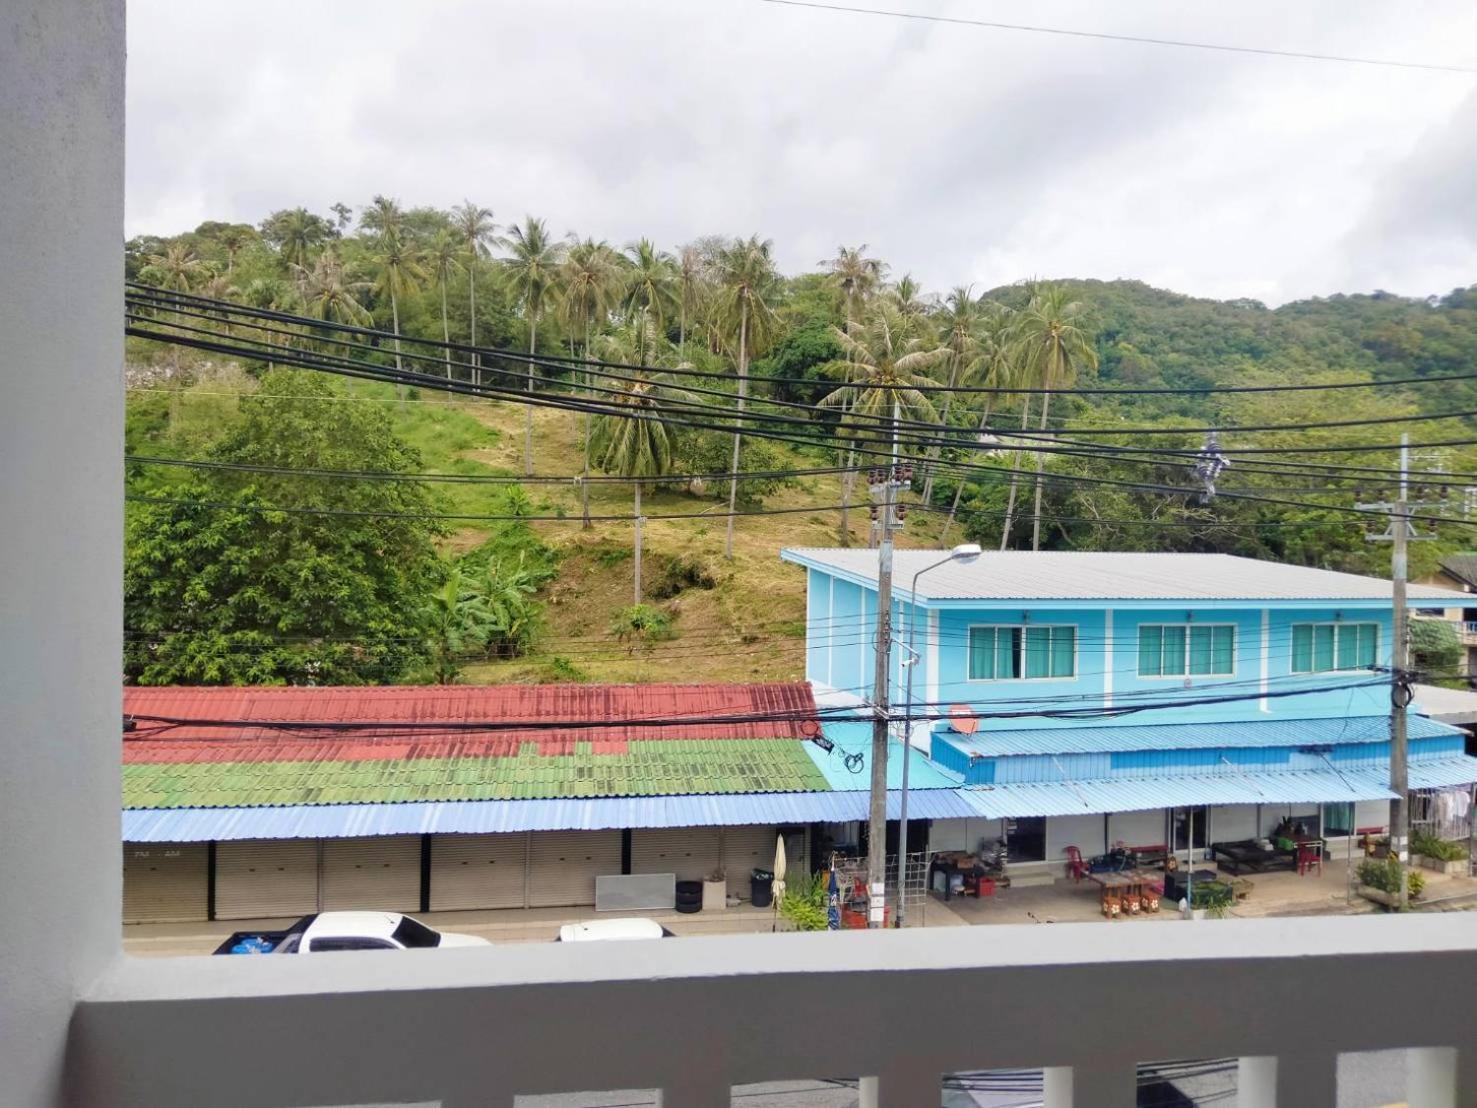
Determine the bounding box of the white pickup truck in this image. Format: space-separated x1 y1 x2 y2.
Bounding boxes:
214 911 491 954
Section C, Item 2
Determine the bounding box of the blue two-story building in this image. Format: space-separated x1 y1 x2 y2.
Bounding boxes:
782 548 1477 877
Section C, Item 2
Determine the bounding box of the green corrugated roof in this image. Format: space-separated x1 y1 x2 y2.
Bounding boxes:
123 739 833 809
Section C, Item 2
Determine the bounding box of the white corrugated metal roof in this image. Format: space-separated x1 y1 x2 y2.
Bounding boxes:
781 549 1469 603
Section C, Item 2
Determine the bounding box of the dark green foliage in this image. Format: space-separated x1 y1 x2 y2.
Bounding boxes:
776 870 828 930
672 431 792 503
1411 830 1469 862
1411 618 1462 685
125 370 445 685
648 553 718 600
610 604 675 651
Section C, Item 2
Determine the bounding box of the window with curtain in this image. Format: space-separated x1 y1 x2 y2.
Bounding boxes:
1290 622 1378 673
968 625 1075 680
1137 624 1234 677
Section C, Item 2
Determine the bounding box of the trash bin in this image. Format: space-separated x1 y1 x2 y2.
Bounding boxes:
751 868 774 908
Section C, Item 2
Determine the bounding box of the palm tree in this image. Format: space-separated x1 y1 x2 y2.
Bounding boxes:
821 244 886 325
359 196 424 393
141 244 208 291
560 238 623 527
451 201 496 354
295 250 371 328
428 229 463 379
589 340 683 603
677 244 705 356
269 207 327 271
621 238 678 359
713 235 781 558
919 286 983 505
359 194 406 242
330 202 353 232
500 216 566 475
243 276 298 372
820 302 947 548
940 302 1021 543
888 274 933 335
216 226 253 274
1013 284 1097 551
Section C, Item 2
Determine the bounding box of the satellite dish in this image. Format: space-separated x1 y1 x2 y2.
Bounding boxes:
948 705 980 735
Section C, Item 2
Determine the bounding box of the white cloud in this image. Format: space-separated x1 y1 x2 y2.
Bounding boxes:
126 0 1477 304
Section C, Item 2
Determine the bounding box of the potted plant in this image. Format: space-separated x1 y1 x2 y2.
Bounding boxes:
703 867 727 912
1411 831 1470 877
1357 856 1420 908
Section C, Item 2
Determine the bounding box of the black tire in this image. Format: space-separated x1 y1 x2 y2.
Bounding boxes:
675 880 703 913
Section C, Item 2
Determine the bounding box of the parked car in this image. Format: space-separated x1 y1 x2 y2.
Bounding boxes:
214 911 491 954
555 918 673 942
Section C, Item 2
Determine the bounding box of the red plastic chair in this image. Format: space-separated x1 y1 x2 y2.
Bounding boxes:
1064 845 1089 883
1296 842 1323 876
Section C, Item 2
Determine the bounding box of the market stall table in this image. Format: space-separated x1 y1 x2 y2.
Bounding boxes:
1086 869 1161 918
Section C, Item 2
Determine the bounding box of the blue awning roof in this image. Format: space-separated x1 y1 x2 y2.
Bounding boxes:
937 714 1464 759
121 787 982 843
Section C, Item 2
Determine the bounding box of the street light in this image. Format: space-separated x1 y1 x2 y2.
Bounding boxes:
895 543 982 927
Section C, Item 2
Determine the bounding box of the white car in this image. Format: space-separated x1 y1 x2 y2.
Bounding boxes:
216 911 491 954
555 918 673 942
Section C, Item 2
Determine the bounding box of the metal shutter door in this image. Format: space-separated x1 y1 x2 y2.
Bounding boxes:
721 825 777 878
527 831 621 908
122 843 208 923
430 833 528 911
320 836 421 912
215 840 320 920
631 827 723 882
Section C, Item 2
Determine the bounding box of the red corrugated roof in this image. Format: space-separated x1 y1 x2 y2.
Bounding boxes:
123 682 818 764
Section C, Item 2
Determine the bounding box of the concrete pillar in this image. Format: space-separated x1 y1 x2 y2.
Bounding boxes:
655 1074 729 1107
1276 1052 1337 1107
1237 1055 1277 1107
1042 1065 1072 1108
0 2 125 1106
1407 1046 1457 1108
858 1075 879 1108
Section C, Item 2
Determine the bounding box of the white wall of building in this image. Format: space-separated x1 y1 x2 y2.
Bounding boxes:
1046 814 1106 861
1210 806 1258 842
0 3 124 1103
1107 810 1165 848
928 818 1005 852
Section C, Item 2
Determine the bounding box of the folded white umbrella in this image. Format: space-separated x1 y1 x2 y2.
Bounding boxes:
773 834 788 905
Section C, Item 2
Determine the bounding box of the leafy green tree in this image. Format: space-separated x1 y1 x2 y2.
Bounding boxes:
260 207 333 270
124 370 444 685
140 244 208 291
714 235 782 557
500 216 566 475
477 554 542 654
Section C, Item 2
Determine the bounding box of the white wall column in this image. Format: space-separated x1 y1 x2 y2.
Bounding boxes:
1042 1065 1072 1108
1407 1046 1457 1108
0 2 125 1105
1237 1055 1277 1106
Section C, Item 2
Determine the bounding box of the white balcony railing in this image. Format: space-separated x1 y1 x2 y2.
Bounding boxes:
71 915 1476 1106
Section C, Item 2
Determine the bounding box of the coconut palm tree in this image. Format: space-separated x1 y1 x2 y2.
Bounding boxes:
267 207 328 271
821 244 887 325
451 201 496 350
141 244 208 292
428 229 463 379
500 216 566 475
677 244 706 356
365 235 426 391
216 225 254 274
560 238 623 527
1013 284 1097 551
590 329 684 603
621 239 678 359
939 302 1022 544
919 286 983 505
295 250 371 328
713 235 781 558
887 274 933 336
243 277 298 372
819 301 947 506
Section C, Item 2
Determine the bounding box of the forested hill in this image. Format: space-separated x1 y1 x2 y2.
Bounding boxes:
983 279 1477 421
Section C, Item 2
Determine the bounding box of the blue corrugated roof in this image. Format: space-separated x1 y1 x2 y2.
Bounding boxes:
937 714 1462 759
1409 757 1477 790
953 768 1402 819
121 787 982 843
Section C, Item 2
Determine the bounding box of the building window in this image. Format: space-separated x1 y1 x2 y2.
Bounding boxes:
1291 622 1378 673
1138 624 1235 677
968 626 1075 681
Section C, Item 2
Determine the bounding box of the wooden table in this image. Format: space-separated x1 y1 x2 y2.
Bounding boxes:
1087 870 1162 918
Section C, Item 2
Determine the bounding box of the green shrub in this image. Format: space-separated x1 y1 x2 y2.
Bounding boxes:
648 553 718 600
1358 855 1425 899
1412 829 1470 862
540 655 590 683
611 604 675 651
777 870 828 931
1408 868 1426 899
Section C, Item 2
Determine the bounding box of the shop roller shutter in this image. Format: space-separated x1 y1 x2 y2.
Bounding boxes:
215 840 319 920
527 831 621 908
122 842 208 924
320 836 421 912
430 833 528 911
721 825 777 878
631 827 723 882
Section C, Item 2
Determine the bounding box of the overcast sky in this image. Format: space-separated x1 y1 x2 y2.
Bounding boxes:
126 0 1477 306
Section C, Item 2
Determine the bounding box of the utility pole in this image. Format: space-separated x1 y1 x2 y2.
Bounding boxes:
1358 433 1433 910
866 404 909 928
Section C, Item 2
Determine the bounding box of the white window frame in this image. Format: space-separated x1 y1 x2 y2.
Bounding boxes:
1290 621 1380 675
1137 623 1237 679
966 623 1078 683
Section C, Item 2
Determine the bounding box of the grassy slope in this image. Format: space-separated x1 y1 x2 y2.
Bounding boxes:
138 374 949 686
422 393 949 686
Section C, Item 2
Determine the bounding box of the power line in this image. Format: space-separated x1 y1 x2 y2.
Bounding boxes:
752 0 1477 74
